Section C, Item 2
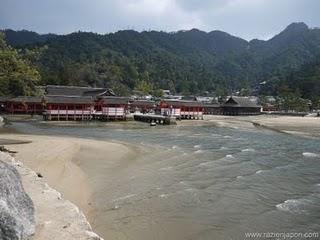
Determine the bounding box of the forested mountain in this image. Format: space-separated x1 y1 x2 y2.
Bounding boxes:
1 22 320 98
3 29 57 47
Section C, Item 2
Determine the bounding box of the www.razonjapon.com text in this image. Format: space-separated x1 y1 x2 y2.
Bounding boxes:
244 232 319 239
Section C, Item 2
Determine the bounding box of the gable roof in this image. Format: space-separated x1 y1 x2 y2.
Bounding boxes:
203 103 221 108
9 96 43 103
44 96 94 104
45 85 115 97
97 96 130 105
223 96 261 108
131 100 156 107
161 99 204 107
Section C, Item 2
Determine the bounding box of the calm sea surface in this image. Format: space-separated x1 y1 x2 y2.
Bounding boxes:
8 121 320 239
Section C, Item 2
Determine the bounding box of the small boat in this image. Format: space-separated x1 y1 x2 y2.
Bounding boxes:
150 122 156 126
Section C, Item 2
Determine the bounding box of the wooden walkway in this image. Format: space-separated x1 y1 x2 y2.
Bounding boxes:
133 114 176 125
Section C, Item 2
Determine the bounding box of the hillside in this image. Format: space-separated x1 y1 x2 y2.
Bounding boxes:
1 22 320 97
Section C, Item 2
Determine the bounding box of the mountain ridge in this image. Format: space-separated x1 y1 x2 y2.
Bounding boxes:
1 22 320 99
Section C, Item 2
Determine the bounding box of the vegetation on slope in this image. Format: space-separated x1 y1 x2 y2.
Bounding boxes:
0 33 40 96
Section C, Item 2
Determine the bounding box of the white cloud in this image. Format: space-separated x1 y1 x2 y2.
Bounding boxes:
1 0 320 40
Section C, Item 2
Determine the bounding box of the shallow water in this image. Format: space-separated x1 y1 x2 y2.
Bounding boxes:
8 121 320 239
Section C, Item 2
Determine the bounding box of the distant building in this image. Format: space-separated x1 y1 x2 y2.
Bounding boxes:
6 96 43 114
159 99 204 119
196 96 214 103
130 100 156 113
221 96 262 115
203 103 221 115
45 85 115 97
162 89 171 97
4 85 122 121
94 96 129 120
43 85 117 120
43 95 94 121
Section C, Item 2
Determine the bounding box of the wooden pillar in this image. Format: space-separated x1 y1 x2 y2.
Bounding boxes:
115 106 118 120
82 104 84 121
66 105 68 121
57 105 60 121
73 104 76 121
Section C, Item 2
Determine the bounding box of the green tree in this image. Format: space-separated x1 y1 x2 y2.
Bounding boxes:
0 33 40 96
135 80 153 94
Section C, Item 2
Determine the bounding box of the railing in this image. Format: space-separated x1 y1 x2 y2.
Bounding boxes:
45 110 92 115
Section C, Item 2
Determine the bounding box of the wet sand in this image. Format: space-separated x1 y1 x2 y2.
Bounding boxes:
179 115 320 138
1 133 137 239
249 115 320 137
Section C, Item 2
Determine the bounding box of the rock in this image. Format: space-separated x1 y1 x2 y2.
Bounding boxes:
0 146 17 154
36 172 43 178
0 159 35 240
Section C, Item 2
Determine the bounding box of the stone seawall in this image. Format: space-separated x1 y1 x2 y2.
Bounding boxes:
0 152 103 240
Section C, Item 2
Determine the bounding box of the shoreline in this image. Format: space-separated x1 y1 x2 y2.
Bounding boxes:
177 115 320 138
1 134 138 239
0 151 102 240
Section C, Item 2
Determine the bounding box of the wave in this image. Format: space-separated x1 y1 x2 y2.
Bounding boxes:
225 154 234 159
171 145 178 149
219 146 229 150
113 194 137 202
193 145 201 149
194 150 204 154
276 198 311 213
211 133 222 137
302 152 319 158
159 193 169 198
199 161 211 167
255 169 268 174
241 148 255 152
223 135 232 139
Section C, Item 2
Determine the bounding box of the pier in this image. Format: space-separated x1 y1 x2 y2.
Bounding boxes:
133 114 176 125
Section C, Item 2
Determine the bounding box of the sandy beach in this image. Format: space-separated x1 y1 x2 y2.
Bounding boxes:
180 115 320 138
0 133 136 239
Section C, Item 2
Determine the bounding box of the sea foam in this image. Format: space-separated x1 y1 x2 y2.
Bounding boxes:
223 135 232 139
276 199 310 213
194 150 204 154
219 146 228 150
241 148 255 152
302 152 319 158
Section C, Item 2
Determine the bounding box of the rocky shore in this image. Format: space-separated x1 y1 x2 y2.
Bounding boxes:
0 151 103 240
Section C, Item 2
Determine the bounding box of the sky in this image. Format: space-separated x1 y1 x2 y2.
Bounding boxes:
1 0 320 40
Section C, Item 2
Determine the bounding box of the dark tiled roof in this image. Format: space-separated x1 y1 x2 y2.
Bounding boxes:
9 96 43 103
161 99 204 107
44 96 94 104
45 85 115 97
131 100 156 107
203 103 221 108
0 97 10 102
97 96 130 105
223 96 261 108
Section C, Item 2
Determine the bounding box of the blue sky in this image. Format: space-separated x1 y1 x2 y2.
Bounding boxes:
1 0 319 40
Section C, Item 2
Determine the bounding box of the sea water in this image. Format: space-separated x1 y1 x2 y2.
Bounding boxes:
9 121 320 239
